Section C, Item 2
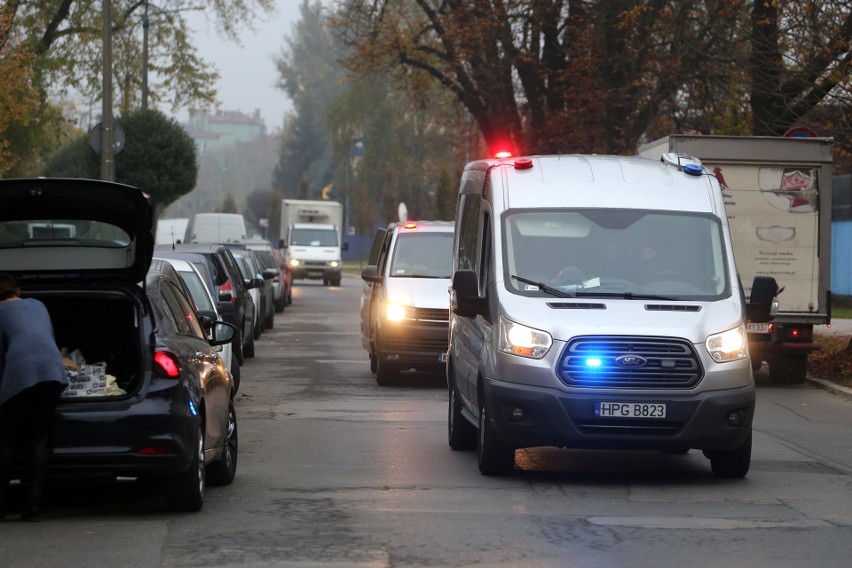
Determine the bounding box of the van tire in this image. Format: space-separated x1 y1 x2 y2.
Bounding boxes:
448 378 477 450
708 430 752 479
477 396 515 475
244 332 255 359
164 424 205 512
375 336 397 386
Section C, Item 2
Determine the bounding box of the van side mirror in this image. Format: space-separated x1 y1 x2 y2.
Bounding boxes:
361 264 382 283
746 276 779 323
278 238 286 248
452 269 488 318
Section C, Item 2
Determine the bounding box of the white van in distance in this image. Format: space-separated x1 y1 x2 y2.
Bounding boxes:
447 153 779 478
186 213 247 244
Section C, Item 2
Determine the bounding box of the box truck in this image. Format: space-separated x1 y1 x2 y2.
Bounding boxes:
639 135 833 384
280 199 347 286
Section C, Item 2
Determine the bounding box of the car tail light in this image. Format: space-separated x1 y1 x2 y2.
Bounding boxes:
138 446 176 455
220 278 235 303
154 351 181 378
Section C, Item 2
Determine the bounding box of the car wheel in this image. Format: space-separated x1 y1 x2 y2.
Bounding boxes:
230 356 241 394
264 310 274 330
244 329 255 358
253 316 263 340
275 296 285 313
448 371 477 451
206 402 238 486
232 329 244 366
164 424 205 512
375 335 397 386
369 351 377 374
477 394 515 475
708 430 752 479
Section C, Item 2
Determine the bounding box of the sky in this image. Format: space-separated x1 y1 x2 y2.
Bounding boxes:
185 1 305 131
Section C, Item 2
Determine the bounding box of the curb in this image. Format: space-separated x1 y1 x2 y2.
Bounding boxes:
806 376 852 402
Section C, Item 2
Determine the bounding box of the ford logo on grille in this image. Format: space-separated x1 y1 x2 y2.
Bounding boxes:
615 355 647 368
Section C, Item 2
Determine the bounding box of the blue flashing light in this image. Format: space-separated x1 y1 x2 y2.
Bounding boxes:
683 163 703 176
584 357 603 368
188 399 198 417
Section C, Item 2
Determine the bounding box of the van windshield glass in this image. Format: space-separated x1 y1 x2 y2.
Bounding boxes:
290 227 338 247
504 209 730 300
390 233 453 278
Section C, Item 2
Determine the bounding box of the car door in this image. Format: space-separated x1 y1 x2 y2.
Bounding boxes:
158 277 228 450
360 228 387 349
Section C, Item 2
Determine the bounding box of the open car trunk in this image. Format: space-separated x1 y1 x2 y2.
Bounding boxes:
31 290 145 399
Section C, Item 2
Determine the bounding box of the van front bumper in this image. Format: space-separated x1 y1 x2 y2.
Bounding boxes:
482 378 755 452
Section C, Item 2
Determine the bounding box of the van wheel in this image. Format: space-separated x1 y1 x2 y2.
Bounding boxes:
375 336 397 386
331 278 341 286
768 356 808 384
369 351 377 374
478 396 515 475
448 376 477 450
164 424 205 511
708 430 752 479
207 402 238 486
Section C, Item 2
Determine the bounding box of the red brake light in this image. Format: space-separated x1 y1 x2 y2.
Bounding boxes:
154 351 181 378
220 278 235 303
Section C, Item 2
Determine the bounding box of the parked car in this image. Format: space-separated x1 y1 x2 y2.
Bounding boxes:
156 243 260 361
0 178 239 512
245 238 289 312
232 247 275 332
228 248 268 340
360 220 455 385
154 255 241 392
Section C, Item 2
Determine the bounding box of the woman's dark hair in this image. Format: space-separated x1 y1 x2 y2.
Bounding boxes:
0 272 19 301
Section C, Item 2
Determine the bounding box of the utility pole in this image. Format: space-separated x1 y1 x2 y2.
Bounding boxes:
142 0 149 110
100 0 115 181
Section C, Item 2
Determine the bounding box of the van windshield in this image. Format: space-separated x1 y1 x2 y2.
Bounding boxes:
503 209 730 300
390 233 453 278
290 227 338 247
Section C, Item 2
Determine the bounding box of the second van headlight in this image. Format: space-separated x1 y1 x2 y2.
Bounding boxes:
706 324 747 362
499 315 552 359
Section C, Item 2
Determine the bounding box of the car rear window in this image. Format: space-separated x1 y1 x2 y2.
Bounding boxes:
0 219 131 247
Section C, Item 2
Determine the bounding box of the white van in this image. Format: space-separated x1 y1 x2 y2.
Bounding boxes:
447 154 779 478
186 213 247 244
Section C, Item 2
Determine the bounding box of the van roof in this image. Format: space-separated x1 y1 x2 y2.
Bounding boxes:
469 155 720 214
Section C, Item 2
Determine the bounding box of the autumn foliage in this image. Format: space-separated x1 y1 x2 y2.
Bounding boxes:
0 7 38 177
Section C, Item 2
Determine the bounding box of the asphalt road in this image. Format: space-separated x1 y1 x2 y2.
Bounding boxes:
2 275 852 568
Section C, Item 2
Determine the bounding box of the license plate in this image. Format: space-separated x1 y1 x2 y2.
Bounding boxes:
438 352 447 363
747 322 770 333
595 402 666 418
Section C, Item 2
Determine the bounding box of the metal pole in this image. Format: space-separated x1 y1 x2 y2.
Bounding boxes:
142 0 149 110
100 0 115 181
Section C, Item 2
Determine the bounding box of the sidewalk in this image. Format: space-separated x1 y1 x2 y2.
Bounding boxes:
807 319 852 400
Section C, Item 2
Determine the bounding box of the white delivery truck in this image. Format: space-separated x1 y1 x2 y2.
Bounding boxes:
639 135 833 384
448 153 779 478
280 199 347 286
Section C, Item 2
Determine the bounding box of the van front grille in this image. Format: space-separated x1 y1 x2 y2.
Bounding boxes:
558 335 703 389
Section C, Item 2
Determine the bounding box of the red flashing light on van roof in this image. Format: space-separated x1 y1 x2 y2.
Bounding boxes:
494 151 513 159
403 222 417 229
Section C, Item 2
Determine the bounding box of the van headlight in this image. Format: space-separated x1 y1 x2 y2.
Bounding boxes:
499 315 552 359
706 324 747 362
385 302 410 323
289 258 300 268
330 260 339 268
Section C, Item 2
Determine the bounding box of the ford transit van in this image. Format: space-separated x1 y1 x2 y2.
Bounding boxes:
447 154 779 478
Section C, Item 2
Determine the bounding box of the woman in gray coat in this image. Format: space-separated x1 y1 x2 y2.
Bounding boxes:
0 272 68 521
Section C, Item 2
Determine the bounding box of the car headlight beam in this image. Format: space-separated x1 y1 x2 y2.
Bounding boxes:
499 315 552 359
706 324 747 362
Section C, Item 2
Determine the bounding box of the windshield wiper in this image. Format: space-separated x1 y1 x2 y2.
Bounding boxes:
511 275 574 298
574 291 678 301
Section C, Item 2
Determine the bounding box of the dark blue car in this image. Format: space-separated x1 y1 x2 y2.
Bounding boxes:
0 178 238 512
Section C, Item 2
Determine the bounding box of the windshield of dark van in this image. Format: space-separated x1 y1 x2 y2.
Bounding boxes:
389 232 453 278
504 209 730 300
